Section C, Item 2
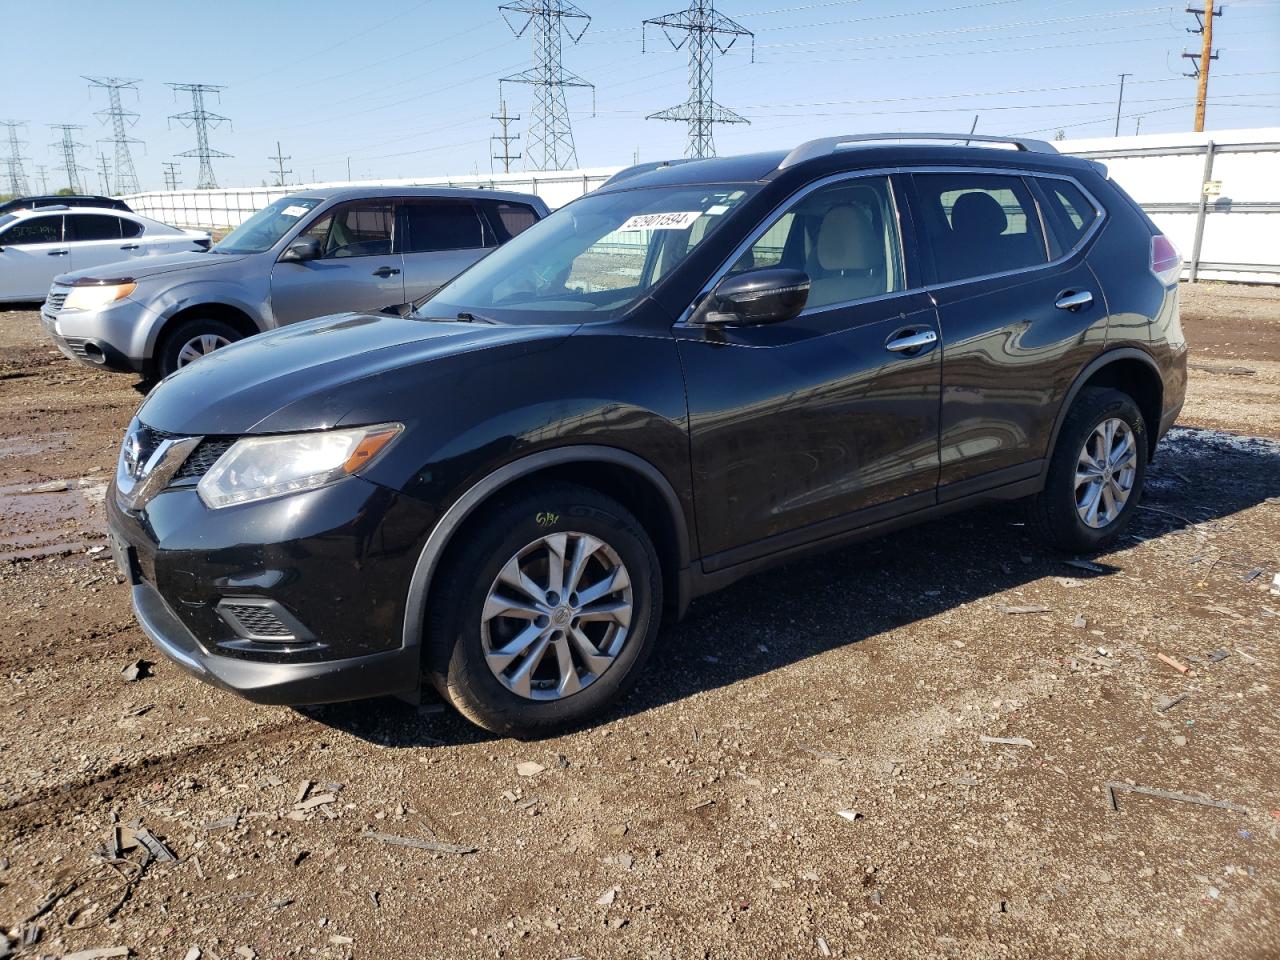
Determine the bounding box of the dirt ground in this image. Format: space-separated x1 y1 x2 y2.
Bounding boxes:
0 283 1277 960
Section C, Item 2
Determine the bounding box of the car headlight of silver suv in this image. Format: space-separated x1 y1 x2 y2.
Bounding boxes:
196 423 403 509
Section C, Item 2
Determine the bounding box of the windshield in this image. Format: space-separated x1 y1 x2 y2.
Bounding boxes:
417 183 758 324
213 196 323 254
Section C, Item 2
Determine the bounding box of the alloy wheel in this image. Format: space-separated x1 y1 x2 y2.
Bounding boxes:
480 531 634 701
1074 417 1138 528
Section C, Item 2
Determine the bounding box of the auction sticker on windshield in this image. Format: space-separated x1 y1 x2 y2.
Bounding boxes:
281 205 310 218
618 211 704 231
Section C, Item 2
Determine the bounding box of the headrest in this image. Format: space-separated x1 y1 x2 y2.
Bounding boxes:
815 205 878 272
950 191 1008 239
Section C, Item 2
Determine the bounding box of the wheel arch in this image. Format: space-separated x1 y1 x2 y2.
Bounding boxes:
145 301 263 375
401 446 694 654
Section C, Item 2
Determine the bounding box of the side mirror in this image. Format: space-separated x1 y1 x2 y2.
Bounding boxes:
700 267 810 327
279 237 321 263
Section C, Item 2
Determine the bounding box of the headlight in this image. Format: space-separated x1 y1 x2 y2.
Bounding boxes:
196 423 403 509
62 281 137 311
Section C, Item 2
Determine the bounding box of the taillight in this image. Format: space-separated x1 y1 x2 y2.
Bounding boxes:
1151 235 1182 286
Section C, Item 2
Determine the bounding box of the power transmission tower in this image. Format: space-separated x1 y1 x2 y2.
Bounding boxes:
35 164 49 193
642 1 754 159
1182 1 1222 132
97 151 113 195
84 76 143 194
269 141 292 186
499 1 593 171
49 124 88 194
167 82 231 189
162 161 181 191
1 120 31 196
1113 73 1131 137
491 99 522 173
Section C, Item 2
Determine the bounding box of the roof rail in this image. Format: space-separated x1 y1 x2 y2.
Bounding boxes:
778 132 1058 170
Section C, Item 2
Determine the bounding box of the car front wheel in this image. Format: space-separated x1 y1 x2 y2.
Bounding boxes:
426 483 663 737
157 317 241 377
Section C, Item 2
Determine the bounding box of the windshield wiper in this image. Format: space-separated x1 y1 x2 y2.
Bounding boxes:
456 311 498 324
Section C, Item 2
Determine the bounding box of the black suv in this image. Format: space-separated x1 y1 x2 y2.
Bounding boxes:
107 133 1187 736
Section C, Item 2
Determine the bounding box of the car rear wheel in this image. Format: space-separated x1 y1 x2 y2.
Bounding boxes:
1027 386 1148 553
157 318 241 377
426 483 662 737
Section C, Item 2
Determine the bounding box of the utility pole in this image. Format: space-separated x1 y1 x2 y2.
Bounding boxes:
1114 73 1131 137
167 82 231 189
1182 1 1222 132
35 164 49 193
1 120 31 196
500 0 593 171
49 124 88 194
84 76 143 195
97 151 113 195
642 0 754 160
162 161 181 191
269 141 292 186
491 99 522 173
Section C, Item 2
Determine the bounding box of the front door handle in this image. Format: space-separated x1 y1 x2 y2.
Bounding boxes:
885 329 938 353
1055 289 1093 311
372 266 400 278
120 244 140 250
47 249 69 256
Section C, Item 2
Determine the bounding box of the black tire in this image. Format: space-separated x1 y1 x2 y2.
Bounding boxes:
426 483 663 737
1027 386 1148 553
156 317 242 378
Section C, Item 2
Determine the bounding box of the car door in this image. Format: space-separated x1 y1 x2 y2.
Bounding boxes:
64 213 137 275
675 173 943 568
906 170 1107 496
0 213 67 299
269 200 404 326
398 197 494 304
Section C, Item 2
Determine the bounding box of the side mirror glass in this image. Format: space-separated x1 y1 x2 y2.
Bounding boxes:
280 237 321 263
700 267 810 327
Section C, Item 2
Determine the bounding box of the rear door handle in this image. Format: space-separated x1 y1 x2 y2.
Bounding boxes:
1055 289 1093 311
372 266 400 278
47 249 69 256
885 329 938 353
120 244 140 250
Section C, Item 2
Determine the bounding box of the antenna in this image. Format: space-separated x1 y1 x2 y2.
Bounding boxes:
499 1 593 171
84 76 144 194
642 0 754 159
1 120 31 196
49 124 89 194
167 82 231 189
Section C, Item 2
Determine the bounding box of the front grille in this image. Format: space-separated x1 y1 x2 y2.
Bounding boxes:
174 438 234 480
45 288 69 312
221 603 295 639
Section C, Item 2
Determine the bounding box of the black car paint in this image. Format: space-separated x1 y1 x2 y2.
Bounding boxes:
108 143 1186 706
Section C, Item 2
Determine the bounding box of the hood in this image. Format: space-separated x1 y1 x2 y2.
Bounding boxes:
136 311 576 436
58 250 247 285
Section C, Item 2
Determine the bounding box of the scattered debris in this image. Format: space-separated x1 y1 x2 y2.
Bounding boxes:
1157 653 1190 675
182 948 200 960
1104 781 1249 815
328 936 354 946
981 736 1034 748
1155 693 1188 713
120 659 152 682
688 799 715 811
234 947 256 960
1242 567 1264 582
954 775 980 787
202 814 239 832
1270 573 1280 596
294 793 336 811
817 936 831 957
1000 604 1051 615
595 886 619 907
360 830 477 855
62 949 130 960
1064 558 1105 573
1073 615 1087 629
294 780 312 805
1206 648 1230 664
516 761 545 777
836 809 862 823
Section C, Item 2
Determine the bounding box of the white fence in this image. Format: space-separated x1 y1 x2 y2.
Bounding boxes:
123 127 1280 284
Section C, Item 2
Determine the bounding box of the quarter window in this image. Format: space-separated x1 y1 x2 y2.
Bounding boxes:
403 199 485 253
482 201 539 242
731 176 904 310
1 215 62 245
913 173 1048 283
120 218 144 239
1037 178 1098 251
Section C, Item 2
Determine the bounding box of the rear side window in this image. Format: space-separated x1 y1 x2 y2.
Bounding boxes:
1 215 62 244
481 201 539 243
120 218 144 239
1037 178 1099 252
403 199 486 253
912 173 1048 284
67 214 123 242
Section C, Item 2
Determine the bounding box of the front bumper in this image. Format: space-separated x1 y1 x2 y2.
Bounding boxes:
41 296 154 373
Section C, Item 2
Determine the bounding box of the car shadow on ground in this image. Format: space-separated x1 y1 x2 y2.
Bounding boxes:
305 425 1280 747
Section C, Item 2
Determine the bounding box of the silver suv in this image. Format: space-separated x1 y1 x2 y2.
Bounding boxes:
40 186 548 377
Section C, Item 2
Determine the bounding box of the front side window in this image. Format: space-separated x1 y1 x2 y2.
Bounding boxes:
913 173 1048 283
419 183 757 324
214 196 323 255
67 214 122 242
320 202 393 258
729 176 904 310
0 215 62 245
403 199 485 253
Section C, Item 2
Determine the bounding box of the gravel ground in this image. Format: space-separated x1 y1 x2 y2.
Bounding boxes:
1 285 1278 960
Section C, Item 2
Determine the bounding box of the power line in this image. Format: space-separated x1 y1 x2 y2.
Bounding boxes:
84 76 143 195
643 1 755 159
1183 1 1223 131
499 0 593 171
491 98 521 173
167 82 231 189
1 120 30 197
162 161 181 191
48 124 88 194
269 141 292 186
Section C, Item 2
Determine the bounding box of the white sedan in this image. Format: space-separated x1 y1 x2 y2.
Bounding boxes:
0 206 210 301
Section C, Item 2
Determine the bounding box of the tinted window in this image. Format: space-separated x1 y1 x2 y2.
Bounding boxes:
1038 178 1098 251
731 176 904 309
404 199 485 253
913 173 1047 283
482 201 539 242
120 217 144 239
323 202 393 258
1 215 62 244
67 214 123 242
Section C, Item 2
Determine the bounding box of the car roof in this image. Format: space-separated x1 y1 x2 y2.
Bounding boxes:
287 185 546 205
6 205 138 219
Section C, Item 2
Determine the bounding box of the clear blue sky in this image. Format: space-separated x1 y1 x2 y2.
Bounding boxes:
6 0 1279 191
